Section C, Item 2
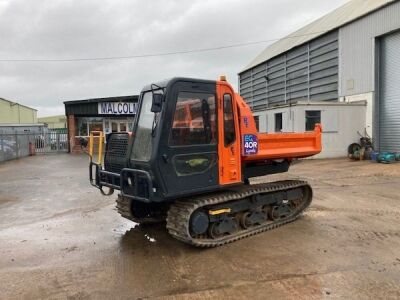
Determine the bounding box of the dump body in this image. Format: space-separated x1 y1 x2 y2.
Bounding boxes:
231 88 322 162
243 128 322 161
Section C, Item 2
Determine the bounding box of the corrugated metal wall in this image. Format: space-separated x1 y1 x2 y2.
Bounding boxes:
239 31 338 111
339 1 400 97
379 31 400 152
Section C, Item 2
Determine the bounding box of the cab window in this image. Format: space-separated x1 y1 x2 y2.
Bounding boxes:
223 94 235 146
169 91 216 146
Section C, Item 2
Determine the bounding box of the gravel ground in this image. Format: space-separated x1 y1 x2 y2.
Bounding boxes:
0 154 399 299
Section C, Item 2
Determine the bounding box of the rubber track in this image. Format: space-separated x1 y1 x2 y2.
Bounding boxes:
116 195 165 224
166 180 312 247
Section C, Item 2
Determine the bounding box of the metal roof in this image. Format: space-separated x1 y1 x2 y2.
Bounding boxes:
241 0 396 73
0 97 38 111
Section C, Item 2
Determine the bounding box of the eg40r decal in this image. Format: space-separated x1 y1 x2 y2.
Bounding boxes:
243 134 258 155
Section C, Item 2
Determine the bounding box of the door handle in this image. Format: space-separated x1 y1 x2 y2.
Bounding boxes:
162 154 169 163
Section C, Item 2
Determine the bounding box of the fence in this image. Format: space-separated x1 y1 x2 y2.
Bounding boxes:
0 129 68 163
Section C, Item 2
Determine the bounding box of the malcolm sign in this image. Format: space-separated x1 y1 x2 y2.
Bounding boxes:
98 102 138 115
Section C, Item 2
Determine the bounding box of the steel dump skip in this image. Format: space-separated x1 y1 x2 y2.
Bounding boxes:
242 125 322 161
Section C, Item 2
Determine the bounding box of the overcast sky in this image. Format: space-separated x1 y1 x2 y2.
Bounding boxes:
0 0 348 117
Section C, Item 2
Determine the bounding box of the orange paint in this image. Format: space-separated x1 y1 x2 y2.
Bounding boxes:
243 125 322 161
217 81 242 185
216 80 322 185
233 92 321 161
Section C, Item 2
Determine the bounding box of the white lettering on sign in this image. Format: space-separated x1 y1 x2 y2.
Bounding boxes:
98 102 138 115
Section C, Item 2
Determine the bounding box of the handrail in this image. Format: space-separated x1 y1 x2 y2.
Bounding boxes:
89 131 104 164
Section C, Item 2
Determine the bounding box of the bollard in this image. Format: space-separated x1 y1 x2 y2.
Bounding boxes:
29 142 36 156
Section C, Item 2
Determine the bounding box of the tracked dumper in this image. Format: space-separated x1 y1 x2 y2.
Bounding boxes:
90 77 322 247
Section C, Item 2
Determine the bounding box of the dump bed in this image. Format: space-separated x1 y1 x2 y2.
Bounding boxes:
242 124 322 162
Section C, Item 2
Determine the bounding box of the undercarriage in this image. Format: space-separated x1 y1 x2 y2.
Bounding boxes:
117 180 312 247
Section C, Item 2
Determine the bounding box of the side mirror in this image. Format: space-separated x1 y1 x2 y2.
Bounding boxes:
151 93 163 113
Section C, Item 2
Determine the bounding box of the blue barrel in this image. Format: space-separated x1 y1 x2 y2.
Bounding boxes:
370 151 379 161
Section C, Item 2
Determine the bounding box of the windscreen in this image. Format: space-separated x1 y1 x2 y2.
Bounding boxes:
131 92 154 161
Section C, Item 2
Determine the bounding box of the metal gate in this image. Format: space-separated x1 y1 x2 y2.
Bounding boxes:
34 129 68 153
379 31 400 152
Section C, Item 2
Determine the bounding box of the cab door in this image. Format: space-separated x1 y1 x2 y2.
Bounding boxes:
157 80 219 198
217 82 241 185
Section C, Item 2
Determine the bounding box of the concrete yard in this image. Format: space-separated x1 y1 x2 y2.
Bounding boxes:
0 155 399 299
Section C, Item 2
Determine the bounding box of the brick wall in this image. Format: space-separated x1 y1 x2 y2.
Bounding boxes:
67 115 79 153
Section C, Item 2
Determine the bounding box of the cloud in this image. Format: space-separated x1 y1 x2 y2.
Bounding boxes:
0 0 349 117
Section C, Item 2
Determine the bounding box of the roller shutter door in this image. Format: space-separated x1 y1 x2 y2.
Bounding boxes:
379 32 400 152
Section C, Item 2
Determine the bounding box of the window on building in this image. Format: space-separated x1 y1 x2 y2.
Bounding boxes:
305 110 321 131
78 119 88 136
169 91 216 146
111 122 118 132
275 113 282 132
77 117 103 136
253 116 260 132
120 122 127 132
223 94 235 146
89 122 103 133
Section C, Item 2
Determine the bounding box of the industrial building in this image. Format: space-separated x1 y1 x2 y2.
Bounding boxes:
64 95 138 153
37 115 67 130
239 0 400 158
0 99 48 162
0 98 37 124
